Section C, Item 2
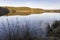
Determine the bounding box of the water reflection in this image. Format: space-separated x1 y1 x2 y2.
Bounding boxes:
0 13 60 40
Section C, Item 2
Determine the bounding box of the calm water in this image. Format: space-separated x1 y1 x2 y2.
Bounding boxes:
0 13 60 40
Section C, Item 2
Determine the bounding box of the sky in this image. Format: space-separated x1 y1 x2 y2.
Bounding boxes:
0 0 60 9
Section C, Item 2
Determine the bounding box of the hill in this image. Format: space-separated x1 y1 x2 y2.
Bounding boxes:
0 6 60 16
0 7 44 16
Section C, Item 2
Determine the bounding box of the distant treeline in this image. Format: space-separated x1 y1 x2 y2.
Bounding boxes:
0 7 60 16
45 10 60 13
0 7 10 16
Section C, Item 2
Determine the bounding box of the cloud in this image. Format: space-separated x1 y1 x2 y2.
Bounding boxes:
0 0 60 9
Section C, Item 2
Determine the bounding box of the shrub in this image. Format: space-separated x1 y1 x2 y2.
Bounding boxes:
0 7 10 16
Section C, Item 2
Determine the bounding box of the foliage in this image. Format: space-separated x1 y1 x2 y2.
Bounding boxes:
47 21 60 40
0 7 10 16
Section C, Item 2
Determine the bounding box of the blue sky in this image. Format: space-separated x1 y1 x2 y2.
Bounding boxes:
0 0 60 9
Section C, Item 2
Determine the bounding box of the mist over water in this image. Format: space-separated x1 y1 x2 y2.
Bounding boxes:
0 13 60 40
